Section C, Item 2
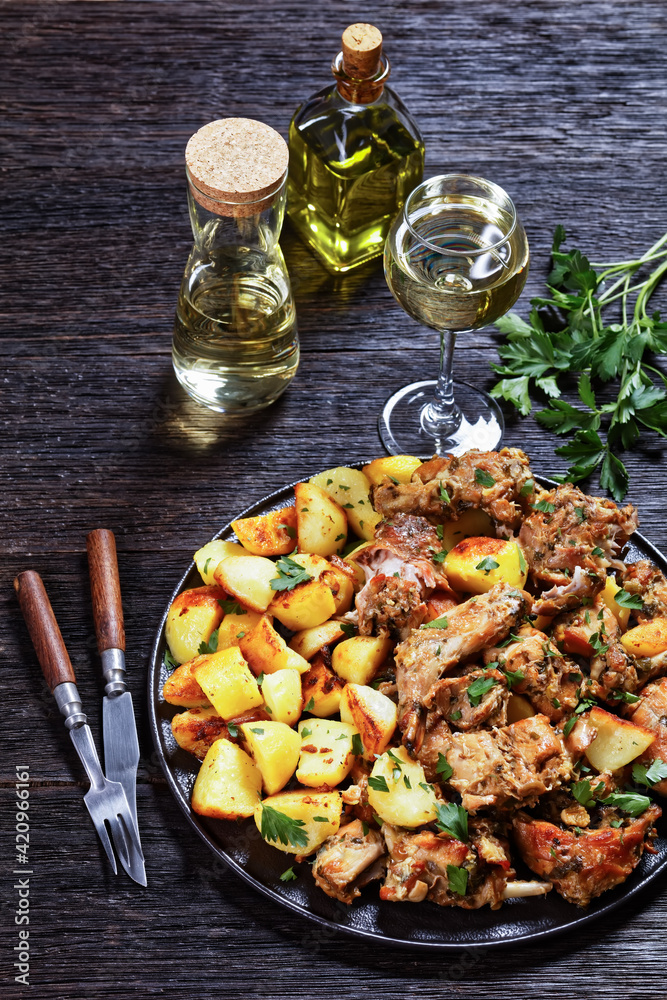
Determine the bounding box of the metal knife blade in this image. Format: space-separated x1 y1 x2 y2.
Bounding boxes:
87 528 147 887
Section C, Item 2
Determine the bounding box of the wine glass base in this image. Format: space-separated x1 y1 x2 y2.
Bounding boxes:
379 379 505 458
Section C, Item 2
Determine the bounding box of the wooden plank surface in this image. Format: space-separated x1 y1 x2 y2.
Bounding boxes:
2 1 667 996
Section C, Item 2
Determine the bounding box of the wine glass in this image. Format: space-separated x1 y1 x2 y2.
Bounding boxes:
380 174 529 456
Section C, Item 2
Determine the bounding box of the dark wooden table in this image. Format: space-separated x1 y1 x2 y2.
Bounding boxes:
3 1 667 996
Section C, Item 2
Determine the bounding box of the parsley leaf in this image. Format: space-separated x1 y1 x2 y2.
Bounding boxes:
434 801 468 842
446 864 468 896
218 599 247 615
277 523 297 539
270 554 313 591
632 760 667 788
198 628 219 655
571 779 596 808
613 589 644 610
420 616 449 629
164 648 178 670
280 866 298 882
599 792 651 817
436 753 454 781
474 468 496 488
532 499 556 514
351 733 364 756
475 556 500 574
260 805 308 848
368 775 390 793
467 675 499 706
490 226 667 500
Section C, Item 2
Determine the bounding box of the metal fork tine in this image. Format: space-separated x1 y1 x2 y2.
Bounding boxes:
84 802 118 875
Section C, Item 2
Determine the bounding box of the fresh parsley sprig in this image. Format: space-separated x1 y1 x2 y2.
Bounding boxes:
270 554 313 592
490 226 667 501
260 804 309 849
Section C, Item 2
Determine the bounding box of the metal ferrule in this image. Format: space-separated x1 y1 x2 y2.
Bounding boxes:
102 647 127 697
54 682 87 730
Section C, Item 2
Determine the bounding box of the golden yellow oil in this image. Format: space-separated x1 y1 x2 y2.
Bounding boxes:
287 91 424 273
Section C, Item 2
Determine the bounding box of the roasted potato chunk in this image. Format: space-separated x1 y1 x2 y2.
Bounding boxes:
362 454 422 486
215 554 278 612
239 721 301 794
254 790 342 855
621 618 667 658
192 739 262 820
165 586 226 665
296 718 358 788
239 615 310 675
584 706 655 771
339 683 397 759
231 506 297 557
294 481 348 556
193 647 263 720
260 668 303 726
444 537 527 593
288 620 345 661
162 657 209 708
367 746 438 828
300 653 344 718
194 540 242 585
171 706 229 760
331 635 393 685
308 466 381 540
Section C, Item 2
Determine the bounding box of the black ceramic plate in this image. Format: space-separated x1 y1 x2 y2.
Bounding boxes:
147 470 667 950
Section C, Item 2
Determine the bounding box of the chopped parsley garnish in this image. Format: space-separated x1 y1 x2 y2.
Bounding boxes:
260 805 308 848
226 722 239 737
574 507 587 523
474 468 496 488
249 727 265 735
520 479 534 496
451 710 462 721
446 864 468 896
518 546 527 574
334 533 346 542
340 621 357 639
503 667 525 690
351 733 364 756
613 589 645 610
303 697 315 712
312 816 329 823
467 675 499 706
475 556 500 575
218 599 247 615
203 557 213 576
198 628 219 655
270 554 313 591
368 775 390 793
532 499 556 514
279 866 298 882
610 689 641 704
277 524 297 539
632 760 667 788
163 648 178 670
599 792 651 817
439 484 451 504
300 727 312 738
571 779 596 808
436 753 454 781
421 616 449 629
403 775 412 789
434 801 468 842
591 546 604 557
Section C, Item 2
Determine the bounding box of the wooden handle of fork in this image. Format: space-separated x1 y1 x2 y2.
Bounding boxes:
14 570 76 692
86 528 126 653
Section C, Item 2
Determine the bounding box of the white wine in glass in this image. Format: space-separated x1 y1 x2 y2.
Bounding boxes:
381 174 529 456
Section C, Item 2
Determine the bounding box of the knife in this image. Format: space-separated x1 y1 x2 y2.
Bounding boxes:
15 570 143 881
86 528 147 887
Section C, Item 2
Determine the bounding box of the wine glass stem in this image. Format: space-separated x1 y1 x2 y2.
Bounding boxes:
421 329 462 437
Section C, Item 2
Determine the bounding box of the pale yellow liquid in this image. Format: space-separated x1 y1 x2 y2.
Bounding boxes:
172 247 299 413
385 196 529 332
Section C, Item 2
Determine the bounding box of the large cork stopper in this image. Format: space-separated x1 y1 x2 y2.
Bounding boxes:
341 23 383 79
185 118 288 218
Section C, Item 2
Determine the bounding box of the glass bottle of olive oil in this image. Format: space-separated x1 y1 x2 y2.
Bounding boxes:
287 23 425 273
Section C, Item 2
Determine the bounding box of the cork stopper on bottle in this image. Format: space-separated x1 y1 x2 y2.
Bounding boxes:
341 23 383 79
185 118 289 218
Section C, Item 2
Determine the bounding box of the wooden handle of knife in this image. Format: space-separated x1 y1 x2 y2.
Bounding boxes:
86 528 126 653
14 570 77 691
